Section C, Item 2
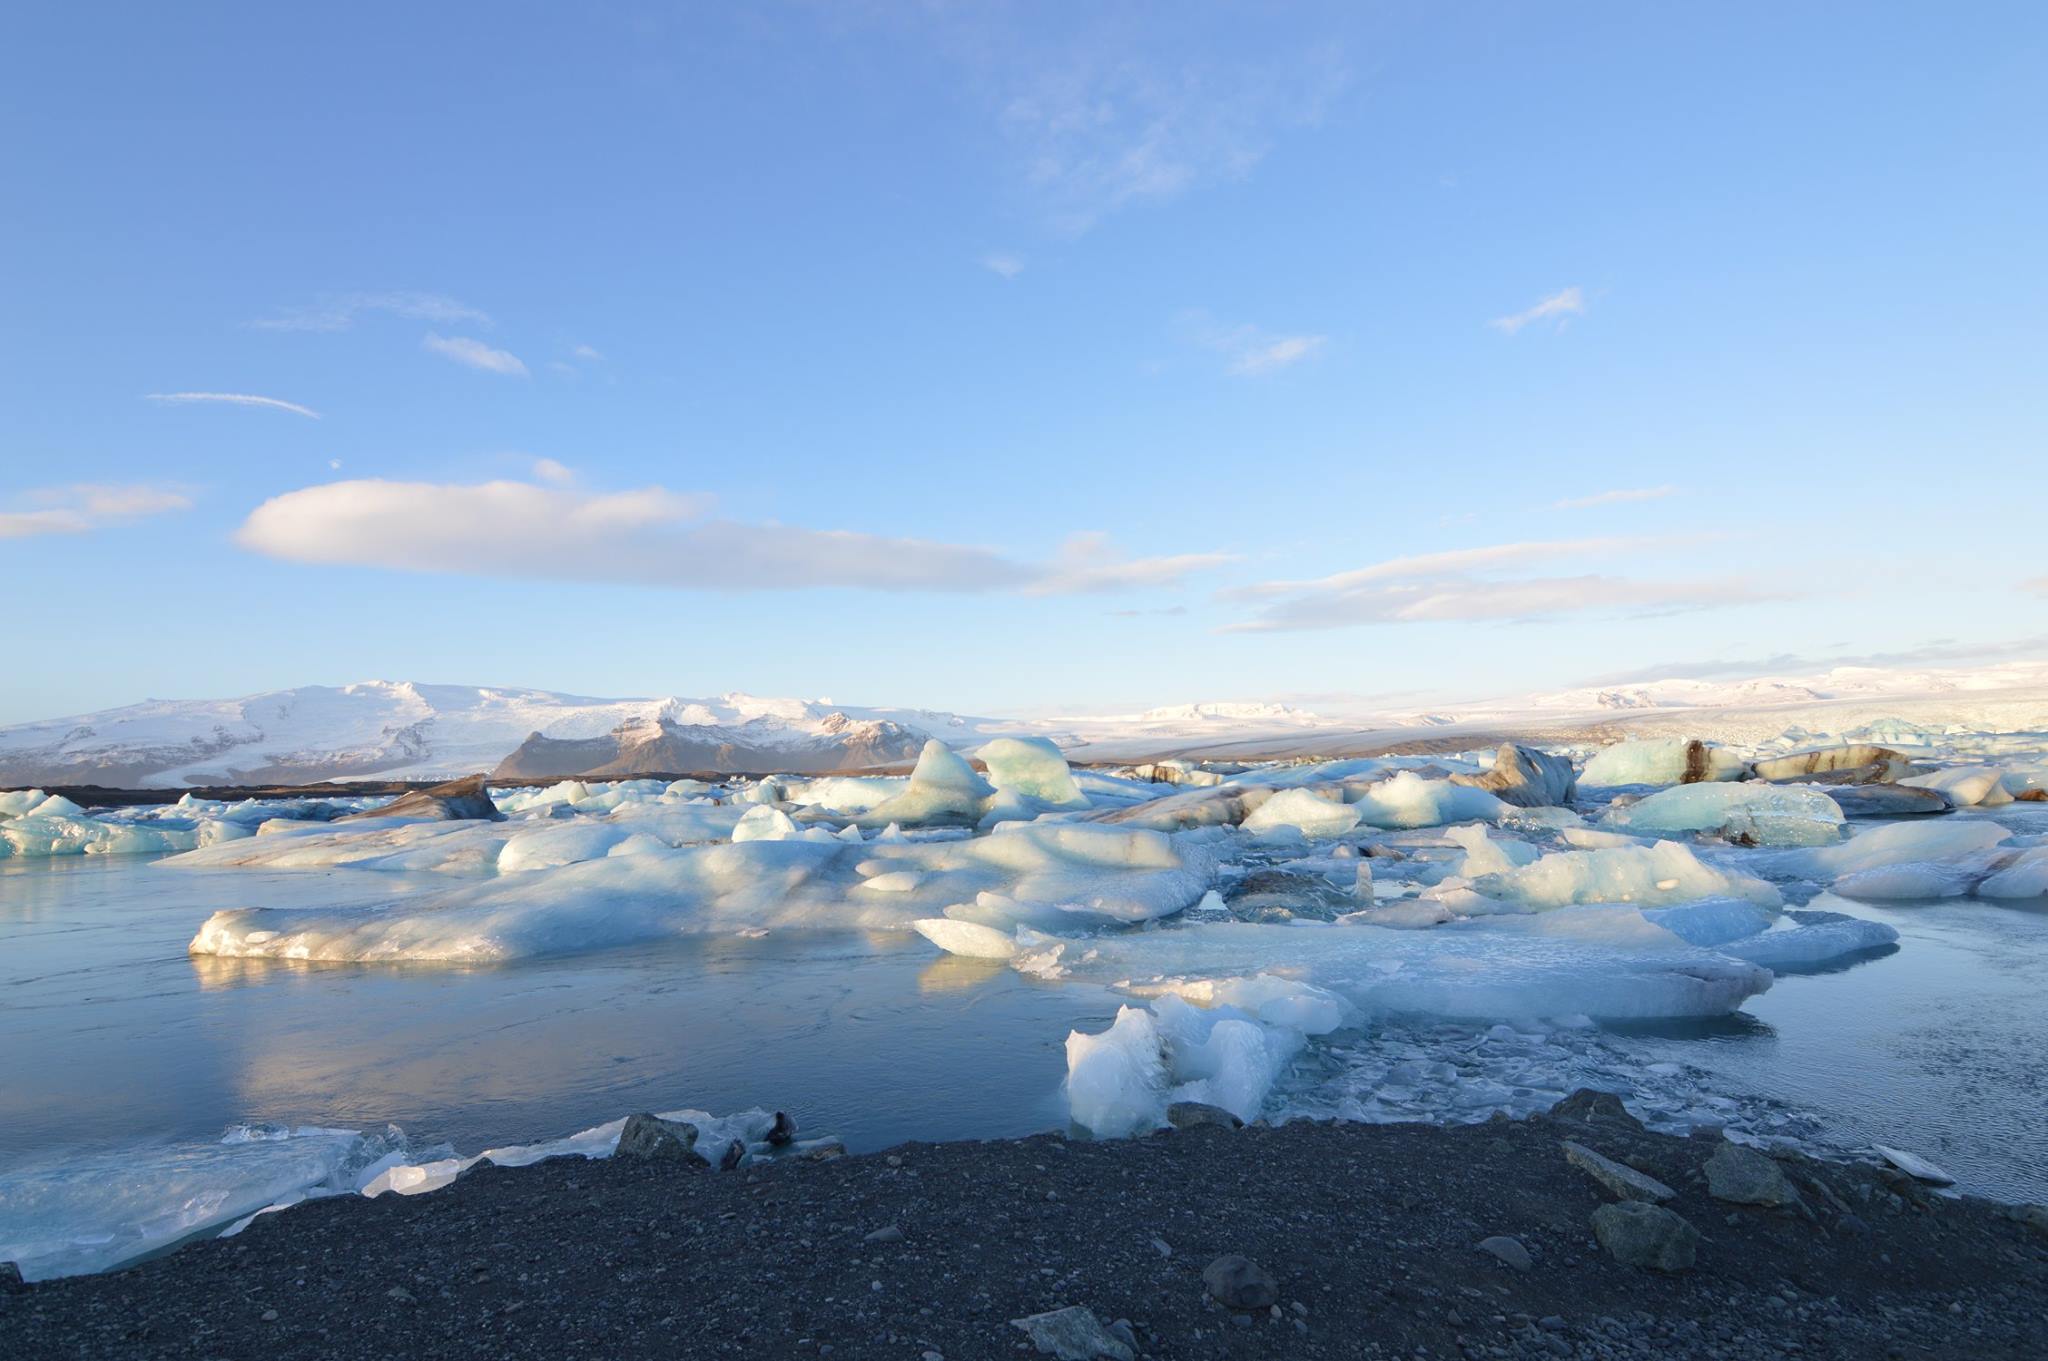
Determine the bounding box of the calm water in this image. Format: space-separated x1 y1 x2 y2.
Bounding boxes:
3 842 2045 1213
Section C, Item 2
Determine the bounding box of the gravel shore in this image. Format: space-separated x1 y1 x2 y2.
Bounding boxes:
4 1104 2043 1361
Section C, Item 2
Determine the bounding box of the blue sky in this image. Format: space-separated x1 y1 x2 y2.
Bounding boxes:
3 2 2043 724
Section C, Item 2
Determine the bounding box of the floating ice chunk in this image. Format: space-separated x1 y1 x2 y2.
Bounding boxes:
1831 852 2012 901
1899 766 2014 807
1798 820 2011 877
1351 772 1504 829
1066 1006 1170 1137
1024 921 1773 1023
498 822 636 871
1449 744 1578 807
1443 824 1541 877
911 918 1018 958
732 806 803 842
188 820 1215 962
1580 739 1746 789
1601 783 1844 847
1241 787 1361 838
977 737 1088 809
1460 840 1781 911
782 776 905 813
1717 912 1898 969
1978 846 2048 899
858 740 995 827
1083 784 1273 832
0 809 206 859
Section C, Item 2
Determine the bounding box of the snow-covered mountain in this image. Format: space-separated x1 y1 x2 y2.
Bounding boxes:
0 683 1002 787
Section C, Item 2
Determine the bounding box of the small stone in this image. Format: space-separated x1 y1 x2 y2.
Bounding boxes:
1540 1316 1566 1331
1166 1101 1244 1131
1476 1236 1532 1272
1149 1236 1172 1259
1203 1254 1279 1310
863 1225 905 1244
1009 1306 1137 1361
1705 1142 1801 1208
1548 1088 1645 1133
886 1155 904 1168
1590 1202 1699 1272
615 1113 699 1163
385 1286 417 1304
1562 1141 1676 1203
260 1309 279 1322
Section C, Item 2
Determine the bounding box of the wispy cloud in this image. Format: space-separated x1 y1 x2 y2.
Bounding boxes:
1222 535 1774 631
2024 576 2048 598
1490 286 1586 335
1026 531 1237 595
531 457 574 486
250 291 489 333
570 343 605 362
998 44 1347 232
1552 485 1677 511
423 334 529 377
982 253 1026 279
1 484 192 539
1178 310 1327 377
235 478 1221 596
145 392 320 419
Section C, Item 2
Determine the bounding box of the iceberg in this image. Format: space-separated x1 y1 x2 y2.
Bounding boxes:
1580 739 1746 789
187 820 1217 962
1350 771 1504 829
1899 766 2014 807
1600 782 1844 847
1240 787 1361 838
1455 840 1781 912
976 736 1088 809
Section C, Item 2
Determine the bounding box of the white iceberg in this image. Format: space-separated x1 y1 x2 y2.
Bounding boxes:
1601 782 1844 847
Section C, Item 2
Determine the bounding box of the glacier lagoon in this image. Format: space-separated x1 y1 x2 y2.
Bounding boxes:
3 736 2047 1281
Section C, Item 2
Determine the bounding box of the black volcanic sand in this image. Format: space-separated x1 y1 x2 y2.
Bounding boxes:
4 1113 2043 1361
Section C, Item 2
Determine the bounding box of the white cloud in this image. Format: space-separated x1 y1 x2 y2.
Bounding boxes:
531 457 575 485
983 253 1026 279
571 344 605 362
423 334 529 377
1552 485 1677 510
233 478 1222 596
145 391 320 419
2025 576 2048 597
1490 286 1586 335
1222 535 1773 631
251 291 489 333
0 484 191 539
1178 311 1326 377
1026 531 1238 595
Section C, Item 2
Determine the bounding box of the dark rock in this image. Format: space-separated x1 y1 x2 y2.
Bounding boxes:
1009 1305 1136 1360
1590 1202 1699 1272
614 1113 699 1163
339 773 504 823
0 1260 24 1293
1476 1236 1532 1272
1166 1101 1244 1132
1202 1254 1279 1309
1562 1141 1676 1203
1704 1143 1801 1207
766 1111 798 1146
863 1225 905 1244
1548 1089 1645 1133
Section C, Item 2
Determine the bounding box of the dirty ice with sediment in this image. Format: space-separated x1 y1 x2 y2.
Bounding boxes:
3 665 2048 1281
